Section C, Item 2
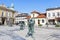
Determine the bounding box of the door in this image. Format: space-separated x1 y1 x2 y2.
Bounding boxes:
1 17 5 25
38 20 40 24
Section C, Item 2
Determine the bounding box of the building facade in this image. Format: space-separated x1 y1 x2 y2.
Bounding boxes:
46 7 60 25
15 13 29 26
15 11 46 26
31 11 46 26
0 4 16 25
14 7 60 26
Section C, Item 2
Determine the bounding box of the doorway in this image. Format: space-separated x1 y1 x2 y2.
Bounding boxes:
1 17 6 25
48 19 55 25
38 20 40 24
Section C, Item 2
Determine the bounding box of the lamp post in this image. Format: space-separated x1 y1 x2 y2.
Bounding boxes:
46 22 48 27
46 17 48 27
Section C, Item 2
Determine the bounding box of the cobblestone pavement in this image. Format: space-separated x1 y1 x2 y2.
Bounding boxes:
14 25 60 40
0 25 60 40
0 25 25 40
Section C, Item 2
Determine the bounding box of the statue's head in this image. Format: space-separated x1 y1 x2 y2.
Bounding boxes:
28 18 35 23
29 18 33 22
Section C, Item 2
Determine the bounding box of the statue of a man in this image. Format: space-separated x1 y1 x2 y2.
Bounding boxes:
19 21 25 30
26 18 35 37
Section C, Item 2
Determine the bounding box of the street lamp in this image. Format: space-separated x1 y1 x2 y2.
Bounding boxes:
46 22 48 27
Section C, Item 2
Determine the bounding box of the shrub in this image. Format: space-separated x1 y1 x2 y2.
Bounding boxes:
55 24 60 27
38 24 42 26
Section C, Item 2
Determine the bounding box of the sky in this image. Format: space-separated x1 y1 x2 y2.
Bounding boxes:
0 0 60 13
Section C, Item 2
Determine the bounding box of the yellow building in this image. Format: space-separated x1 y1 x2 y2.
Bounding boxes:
0 4 16 25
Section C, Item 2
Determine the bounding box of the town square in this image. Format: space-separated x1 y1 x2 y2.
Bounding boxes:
0 25 60 40
0 0 60 40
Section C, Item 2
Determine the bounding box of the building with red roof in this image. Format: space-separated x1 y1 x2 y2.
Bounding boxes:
31 11 46 26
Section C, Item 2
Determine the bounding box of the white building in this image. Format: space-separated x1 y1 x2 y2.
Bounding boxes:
46 7 60 24
14 11 46 26
31 11 46 26
15 13 29 26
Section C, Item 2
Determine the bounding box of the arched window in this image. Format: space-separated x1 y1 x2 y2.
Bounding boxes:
42 19 44 23
38 20 40 24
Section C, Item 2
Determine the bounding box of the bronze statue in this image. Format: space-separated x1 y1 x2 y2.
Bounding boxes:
19 21 25 30
26 18 35 37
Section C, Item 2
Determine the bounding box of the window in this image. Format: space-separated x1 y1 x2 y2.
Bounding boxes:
42 19 44 23
57 12 60 17
10 12 12 17
9 13 11 17
6 12 8 17
8 12 11 17
53 13 55 16
48 13 50 17
2 11 4 16
7 12 9 17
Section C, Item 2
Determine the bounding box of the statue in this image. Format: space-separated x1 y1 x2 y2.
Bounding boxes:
8 19 13 27
26 18 35 37
19 21 25 30
9 21 13 26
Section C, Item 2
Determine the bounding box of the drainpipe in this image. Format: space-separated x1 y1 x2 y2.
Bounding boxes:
46 17 48 27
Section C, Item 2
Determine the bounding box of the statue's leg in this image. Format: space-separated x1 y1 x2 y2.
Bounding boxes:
28 27 31 35
30 26 34 37
31 28 35 40
27 26 32 37
26 27 31 37
20 25 23 30
22 25 23 29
